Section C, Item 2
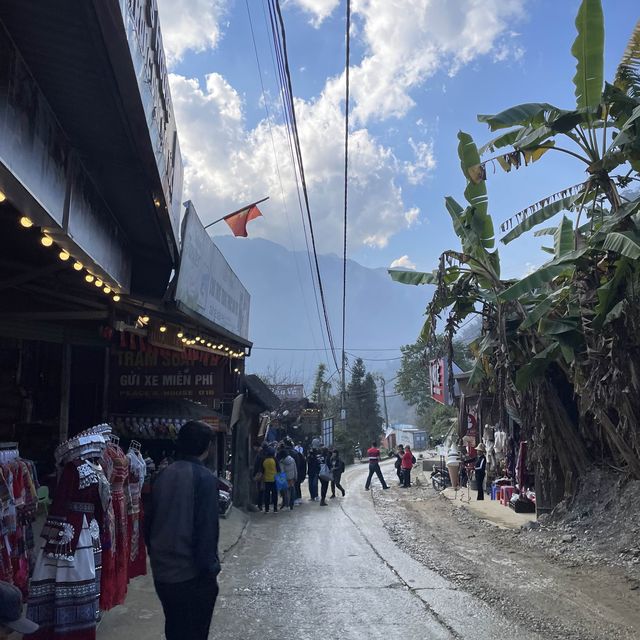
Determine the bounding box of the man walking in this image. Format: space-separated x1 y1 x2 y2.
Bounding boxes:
364 441 389 490
145 421 220 640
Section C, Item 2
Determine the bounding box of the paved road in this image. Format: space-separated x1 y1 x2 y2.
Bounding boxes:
101 461 541 639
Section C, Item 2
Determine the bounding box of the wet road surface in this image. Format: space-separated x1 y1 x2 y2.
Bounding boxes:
214 462 541 640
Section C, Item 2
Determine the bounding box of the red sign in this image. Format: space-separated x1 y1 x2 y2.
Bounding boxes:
430 358 447 404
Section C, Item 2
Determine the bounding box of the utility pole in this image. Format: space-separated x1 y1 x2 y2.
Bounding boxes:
378 375 390 434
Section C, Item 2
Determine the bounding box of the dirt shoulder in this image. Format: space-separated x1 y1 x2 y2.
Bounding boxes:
371 474 640 640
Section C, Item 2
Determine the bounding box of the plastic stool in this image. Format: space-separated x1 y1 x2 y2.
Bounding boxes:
501 486 515 506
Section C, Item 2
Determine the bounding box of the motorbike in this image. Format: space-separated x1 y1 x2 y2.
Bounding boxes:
218 476 233 518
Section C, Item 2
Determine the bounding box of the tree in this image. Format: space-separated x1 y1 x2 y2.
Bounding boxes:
345 358 384 447
389 2 640 509
310 363 331 407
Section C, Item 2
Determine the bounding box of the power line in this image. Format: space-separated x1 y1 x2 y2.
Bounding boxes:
340 0 351 411
252 346 402 352
267 0 340 374
245 0 331 371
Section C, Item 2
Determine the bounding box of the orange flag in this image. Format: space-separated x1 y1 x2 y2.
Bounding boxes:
224 205 262 237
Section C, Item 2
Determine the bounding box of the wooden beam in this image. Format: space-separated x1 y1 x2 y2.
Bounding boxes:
0 311 109 321
0 264 65 291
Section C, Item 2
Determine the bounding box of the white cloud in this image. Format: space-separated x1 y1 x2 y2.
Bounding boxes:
157 0 228 65
404 138 436 185
170 73 422 253
390 255 416 270
347 0 526 123
286 0 341 27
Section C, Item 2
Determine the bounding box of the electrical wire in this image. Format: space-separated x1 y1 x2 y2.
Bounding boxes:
340 0 351 401
245 0 331 371
267 0 340 373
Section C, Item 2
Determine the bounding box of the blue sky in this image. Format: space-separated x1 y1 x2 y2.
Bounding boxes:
158 0 637 281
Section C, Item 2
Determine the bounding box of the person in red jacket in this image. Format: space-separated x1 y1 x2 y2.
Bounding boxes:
401 445 416 488
364 442 389 490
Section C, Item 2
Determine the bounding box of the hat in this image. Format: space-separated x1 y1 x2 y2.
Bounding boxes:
475 443 487 453
0 582 39 634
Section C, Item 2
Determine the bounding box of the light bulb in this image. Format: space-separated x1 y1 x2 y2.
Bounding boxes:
85 274 95 283
224 347 229 352
112 295 121 302
94 279 103 288
141 315 150 323
73 261 83 271
103 286 111 294
181 337 187 343
177 331 184 338
41 235 53 247
159 326 167 333
218 344 223 349
59 250 70 261
0 190 6 203
207 342 212 347
19 216 33 228
195 336 201 341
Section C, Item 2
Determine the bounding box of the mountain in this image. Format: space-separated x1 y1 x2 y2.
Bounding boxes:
214 236 431 417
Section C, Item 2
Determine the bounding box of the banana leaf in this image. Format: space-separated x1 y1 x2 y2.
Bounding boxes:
554 215 575 258
502 193 581 244
602 230 640 259
613 19 640 99
499 249 587 302
388 269 438 285
477 103 558 131
458 132 491 225
515 343 561 391
594 258 630 323
514 125 554 149
479 129 520 155
571 0 604 110
519 287 570 330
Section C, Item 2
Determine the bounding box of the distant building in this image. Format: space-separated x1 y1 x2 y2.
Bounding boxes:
387 424 428 451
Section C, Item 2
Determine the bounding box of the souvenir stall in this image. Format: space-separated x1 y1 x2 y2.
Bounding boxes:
0 442 39 596
26 424 148 640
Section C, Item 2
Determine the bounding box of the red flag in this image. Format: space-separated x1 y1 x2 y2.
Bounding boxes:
224 205 262 237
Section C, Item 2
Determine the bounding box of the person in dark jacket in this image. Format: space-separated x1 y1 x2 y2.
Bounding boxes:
253 441 269 510
394 445 405 485
284 438 306 505
474 443 487 500
145 420 219 640
329 450 346 498
307 448 321 501
318 447 332 506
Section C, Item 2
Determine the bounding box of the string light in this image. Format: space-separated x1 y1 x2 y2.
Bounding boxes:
207 342 212 347
141 316 150 323
73 261 83 271
177 331 184 338
19 216 33 228
112 295 121 302
217 344 223 349
195 336 201 341
181 337 187 343
159 325 167 333
59 250 70 261
40 235 53 247
85 274 95 283
103 286 111 294
0 190 6 203
94 279 103 288
224 347 229 352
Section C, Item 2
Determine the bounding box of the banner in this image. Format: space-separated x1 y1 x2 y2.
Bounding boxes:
175 202 250 340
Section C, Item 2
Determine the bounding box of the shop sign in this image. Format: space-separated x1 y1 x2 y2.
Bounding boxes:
322 417 334 447
175 202 250 340
270 384 305 401
430 358 452 405
109 345 225 409
119 0 184 242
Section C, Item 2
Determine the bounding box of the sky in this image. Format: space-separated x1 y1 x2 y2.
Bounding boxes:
157 0 636 283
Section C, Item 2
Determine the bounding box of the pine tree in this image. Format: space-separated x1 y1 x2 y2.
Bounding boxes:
345 358 384 447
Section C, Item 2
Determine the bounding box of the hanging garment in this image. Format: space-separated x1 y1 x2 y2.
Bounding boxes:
99 444 129 611
27 459 107 640
126 450 147 580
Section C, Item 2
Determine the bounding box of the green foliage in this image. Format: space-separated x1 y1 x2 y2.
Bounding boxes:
571 0 604 109
345 358 384 446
